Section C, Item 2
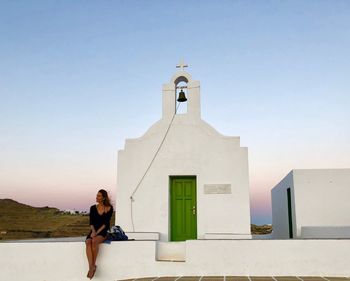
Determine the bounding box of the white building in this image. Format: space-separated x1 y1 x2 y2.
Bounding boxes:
116 63 251 241
271 169 350 239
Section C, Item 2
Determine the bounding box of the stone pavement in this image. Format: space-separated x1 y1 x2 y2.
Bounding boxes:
120 277 350 281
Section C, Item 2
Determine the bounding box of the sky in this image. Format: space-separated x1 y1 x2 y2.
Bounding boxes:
0 0 349 225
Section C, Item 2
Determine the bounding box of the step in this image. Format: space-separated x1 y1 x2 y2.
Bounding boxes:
156 241 186 262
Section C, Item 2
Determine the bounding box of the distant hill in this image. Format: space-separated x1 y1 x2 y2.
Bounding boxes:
0 199 104 240
251 224 272 235
0 198 270 240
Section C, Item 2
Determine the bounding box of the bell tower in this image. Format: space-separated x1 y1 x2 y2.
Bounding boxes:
162 60 201 120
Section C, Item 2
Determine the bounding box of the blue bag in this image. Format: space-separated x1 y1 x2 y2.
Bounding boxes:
107 225 128 241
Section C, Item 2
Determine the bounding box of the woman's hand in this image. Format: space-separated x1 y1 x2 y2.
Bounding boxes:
91 230 97 237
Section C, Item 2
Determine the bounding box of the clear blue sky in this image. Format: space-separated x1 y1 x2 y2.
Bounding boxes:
1 0 349 224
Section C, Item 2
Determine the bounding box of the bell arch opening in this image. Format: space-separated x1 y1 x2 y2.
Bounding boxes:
174 75 189 85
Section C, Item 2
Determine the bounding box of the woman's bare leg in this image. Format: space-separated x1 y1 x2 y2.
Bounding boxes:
91 236 105 269
85 239 94 270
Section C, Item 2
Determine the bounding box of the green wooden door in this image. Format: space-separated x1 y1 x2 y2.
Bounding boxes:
170 176 197 241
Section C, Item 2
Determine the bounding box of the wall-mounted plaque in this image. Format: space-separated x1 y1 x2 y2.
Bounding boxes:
204 184 232 194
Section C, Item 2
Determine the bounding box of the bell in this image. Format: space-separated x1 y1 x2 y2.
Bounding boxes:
177 89 187 102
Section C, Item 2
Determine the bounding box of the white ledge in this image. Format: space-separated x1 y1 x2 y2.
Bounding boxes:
301 226 350 238
126 232 160 240
204 233 252 239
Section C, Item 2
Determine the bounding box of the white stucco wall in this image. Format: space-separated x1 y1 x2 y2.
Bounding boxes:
1 239 350 280
293 169 350 237
116 70 251 241
271 169 350 239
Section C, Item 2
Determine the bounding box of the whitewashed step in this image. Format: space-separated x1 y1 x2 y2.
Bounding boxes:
156 241 186 262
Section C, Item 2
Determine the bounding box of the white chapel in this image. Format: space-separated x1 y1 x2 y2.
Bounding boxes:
2 64 350 281
116 63 252 241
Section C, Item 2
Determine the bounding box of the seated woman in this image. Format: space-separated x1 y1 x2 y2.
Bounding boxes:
85 189 113 279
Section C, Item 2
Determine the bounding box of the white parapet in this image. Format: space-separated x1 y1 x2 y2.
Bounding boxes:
156 241 186 261
0 239 350 280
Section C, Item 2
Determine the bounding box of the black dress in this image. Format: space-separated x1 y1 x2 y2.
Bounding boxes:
86 204 114 240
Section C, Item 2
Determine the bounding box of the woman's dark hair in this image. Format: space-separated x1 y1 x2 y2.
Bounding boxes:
98 189 111 207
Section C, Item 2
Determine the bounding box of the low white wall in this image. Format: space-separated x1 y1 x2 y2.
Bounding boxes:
187 240 350 276
1 239 350 280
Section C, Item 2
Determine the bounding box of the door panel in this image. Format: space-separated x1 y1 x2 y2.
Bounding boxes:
170 176 197 241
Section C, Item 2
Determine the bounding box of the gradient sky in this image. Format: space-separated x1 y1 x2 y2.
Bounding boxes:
1 1 349 225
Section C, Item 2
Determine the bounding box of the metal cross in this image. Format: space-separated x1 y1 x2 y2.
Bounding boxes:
176 59 188 71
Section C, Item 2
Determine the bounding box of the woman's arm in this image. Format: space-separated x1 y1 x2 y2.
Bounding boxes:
89 206 97 236
95 224 106 236
90 225 97 236
106 206 113 223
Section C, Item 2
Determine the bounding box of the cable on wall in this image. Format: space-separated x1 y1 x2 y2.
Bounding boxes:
129 102 181 232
